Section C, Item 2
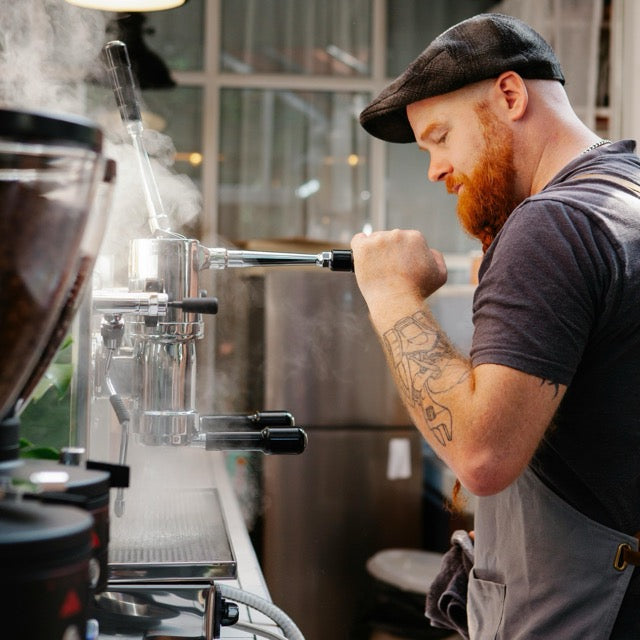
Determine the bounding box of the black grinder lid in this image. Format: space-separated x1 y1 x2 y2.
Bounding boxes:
0 107 103 152
0 500 92 570
16 459 111 509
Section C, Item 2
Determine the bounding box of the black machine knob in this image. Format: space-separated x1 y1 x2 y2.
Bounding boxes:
209 585 240 638
167 297 219 314
220 599 240 627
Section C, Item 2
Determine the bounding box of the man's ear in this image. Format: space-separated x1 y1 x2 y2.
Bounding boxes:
493 71 528 121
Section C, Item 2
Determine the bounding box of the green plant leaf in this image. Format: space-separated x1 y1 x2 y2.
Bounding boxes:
20 445 60 460
27 336 74 403
19 437 60 460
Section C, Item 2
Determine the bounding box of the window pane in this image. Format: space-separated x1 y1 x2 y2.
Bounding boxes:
220 0 371 76
218 88 370 243
138 0 205 72
386 0 495 75
386 144 478 259
385 0 493 271
142 86 204 186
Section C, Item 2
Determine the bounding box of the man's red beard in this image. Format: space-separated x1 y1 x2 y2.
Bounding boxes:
446 104 521 253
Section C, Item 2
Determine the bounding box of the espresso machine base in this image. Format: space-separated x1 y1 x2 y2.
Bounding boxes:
93 581 218 639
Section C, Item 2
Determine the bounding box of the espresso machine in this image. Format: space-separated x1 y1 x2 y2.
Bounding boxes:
64 41 355 639
0 103 306 640
0 41 353 637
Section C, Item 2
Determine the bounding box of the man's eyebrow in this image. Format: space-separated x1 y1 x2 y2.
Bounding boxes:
418 121 445 142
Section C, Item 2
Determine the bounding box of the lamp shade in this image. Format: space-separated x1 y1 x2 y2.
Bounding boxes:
65 0 185 11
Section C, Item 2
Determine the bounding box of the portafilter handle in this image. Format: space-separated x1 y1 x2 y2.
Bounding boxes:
200 410 295 432
204 427 307 455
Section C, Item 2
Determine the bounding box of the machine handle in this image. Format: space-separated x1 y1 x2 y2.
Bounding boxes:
252 410 295 426
200 410 295 431
103 40 142 124
205 427 307 454
168 297 219 314
328 249 354 271
202 246 354 271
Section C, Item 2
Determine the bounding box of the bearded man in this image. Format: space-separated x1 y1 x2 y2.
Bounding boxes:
351 13 640 639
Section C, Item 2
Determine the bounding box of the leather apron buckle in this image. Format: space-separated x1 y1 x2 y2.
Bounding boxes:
613 533 640 571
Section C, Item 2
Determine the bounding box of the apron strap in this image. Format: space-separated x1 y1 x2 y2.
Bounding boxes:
614 533 640 571
567 172 640 196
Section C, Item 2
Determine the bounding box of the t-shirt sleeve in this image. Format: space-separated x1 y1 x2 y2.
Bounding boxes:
470 198 608 386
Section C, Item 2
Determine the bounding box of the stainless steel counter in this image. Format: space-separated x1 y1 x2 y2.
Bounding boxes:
95 451 285 639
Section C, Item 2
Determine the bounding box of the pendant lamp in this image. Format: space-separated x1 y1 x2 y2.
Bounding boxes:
65 0 185 11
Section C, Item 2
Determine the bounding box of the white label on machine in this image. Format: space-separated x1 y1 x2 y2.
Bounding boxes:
387 437 412 480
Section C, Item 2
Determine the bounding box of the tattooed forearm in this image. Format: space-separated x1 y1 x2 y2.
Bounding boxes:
383 310 469 447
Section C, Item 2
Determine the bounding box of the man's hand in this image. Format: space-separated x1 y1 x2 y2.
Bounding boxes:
351 229 447 316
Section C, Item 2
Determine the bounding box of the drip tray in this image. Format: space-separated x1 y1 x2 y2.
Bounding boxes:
108 488 236 581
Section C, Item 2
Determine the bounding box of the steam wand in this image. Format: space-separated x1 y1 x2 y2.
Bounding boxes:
103 40 183 240
100 315 131 517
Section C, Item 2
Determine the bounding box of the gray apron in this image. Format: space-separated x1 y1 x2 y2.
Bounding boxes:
468 466 639 639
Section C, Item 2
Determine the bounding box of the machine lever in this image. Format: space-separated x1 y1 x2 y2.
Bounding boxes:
205 427 307 454
102 40 141 124
203 246 354 271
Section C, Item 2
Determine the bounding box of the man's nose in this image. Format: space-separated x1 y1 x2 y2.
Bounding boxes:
428 156 452 182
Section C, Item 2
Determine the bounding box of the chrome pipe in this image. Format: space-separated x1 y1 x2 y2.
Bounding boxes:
201 247 353 271
92 290 168 317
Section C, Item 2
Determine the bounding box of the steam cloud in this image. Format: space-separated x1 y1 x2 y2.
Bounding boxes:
0 0 107 115
0 0 202 278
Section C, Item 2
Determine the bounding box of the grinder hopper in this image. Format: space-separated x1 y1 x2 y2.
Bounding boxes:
0 108 108 462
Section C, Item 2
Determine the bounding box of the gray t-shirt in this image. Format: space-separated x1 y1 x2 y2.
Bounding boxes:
470 141 640 633
471 140 640 534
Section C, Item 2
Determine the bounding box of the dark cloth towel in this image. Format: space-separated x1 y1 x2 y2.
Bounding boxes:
425 529 474 639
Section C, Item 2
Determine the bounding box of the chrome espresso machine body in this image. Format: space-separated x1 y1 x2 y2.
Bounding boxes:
70 41 353 640
82 232 330 639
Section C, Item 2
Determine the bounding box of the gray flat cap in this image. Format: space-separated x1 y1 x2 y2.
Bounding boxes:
360 13 565 143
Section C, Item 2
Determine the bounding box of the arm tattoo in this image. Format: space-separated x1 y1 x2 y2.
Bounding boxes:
383 310 469 447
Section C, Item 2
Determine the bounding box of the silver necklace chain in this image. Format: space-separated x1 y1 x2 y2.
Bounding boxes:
581 139 612 155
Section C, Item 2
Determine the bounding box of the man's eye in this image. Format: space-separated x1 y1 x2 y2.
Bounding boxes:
437 132 448 144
